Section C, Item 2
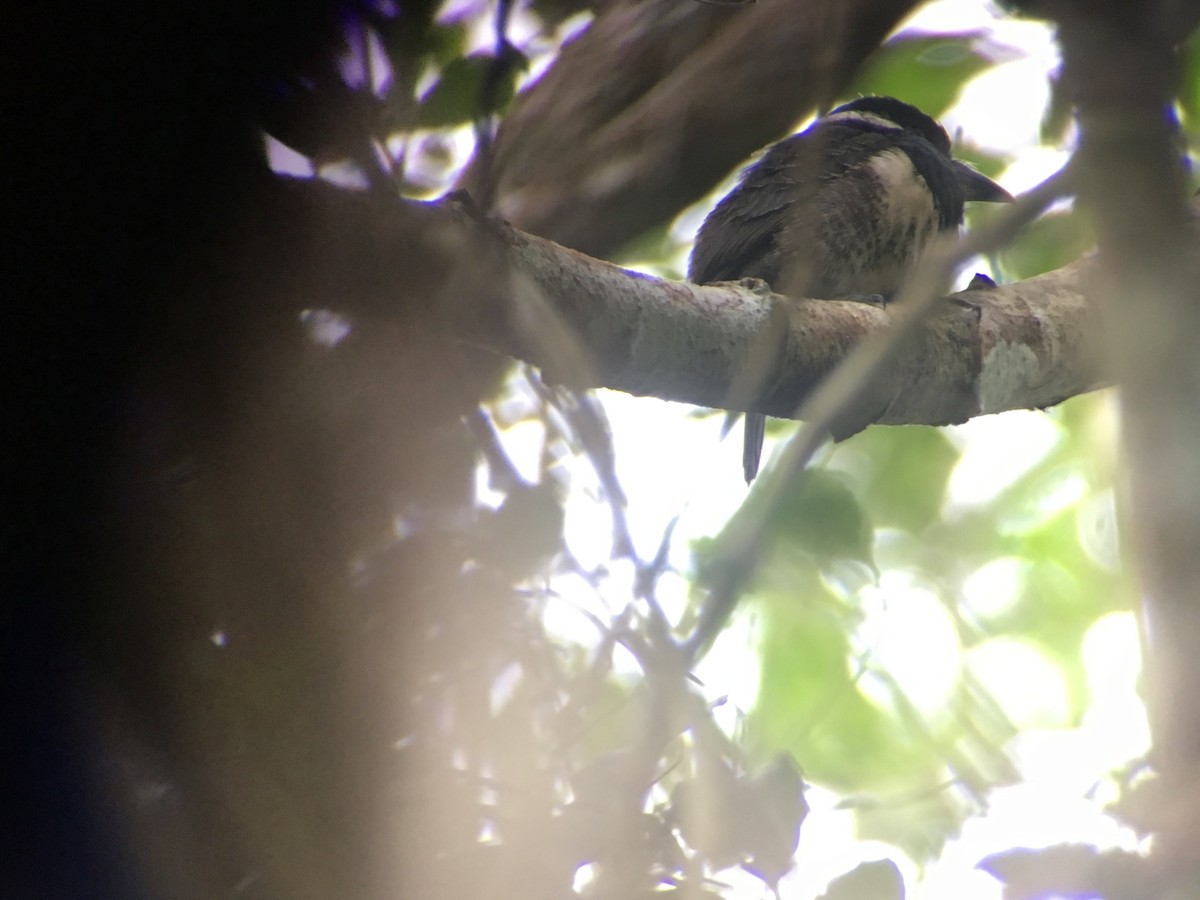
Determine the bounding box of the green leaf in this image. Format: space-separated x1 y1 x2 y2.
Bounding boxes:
1040 73 1074 146
857 427 960 533
996 209 1094 280
819 859 904 900
980 845 1146 899
750 583 917 787
848 33 994 119
426 22 469 65
854 790 967 863
951 144 1010 181
767 469 875 569
478 481 564 579
417 50 526 127
378 19 467 74
610 219 679 273
1179 28 1200 139
744 754 808 885
691 467 872 597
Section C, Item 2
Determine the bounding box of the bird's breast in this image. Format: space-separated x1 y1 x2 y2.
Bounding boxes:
814 147 943 297
866 148 940 236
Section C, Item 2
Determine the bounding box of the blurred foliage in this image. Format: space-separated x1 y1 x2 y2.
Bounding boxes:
1181 28 1200 153
849 32 994 119
996 208 1094 280
819 859 905 900
415 47 527 127
693 468 876 579
253 2 1158 897
1040 72 1075 147
734 393 1125 861
860 427 959 532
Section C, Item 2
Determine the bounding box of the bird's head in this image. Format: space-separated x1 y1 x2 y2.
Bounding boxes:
826 96 1013 203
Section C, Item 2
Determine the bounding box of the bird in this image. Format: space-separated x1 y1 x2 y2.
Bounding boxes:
688 95 1012 484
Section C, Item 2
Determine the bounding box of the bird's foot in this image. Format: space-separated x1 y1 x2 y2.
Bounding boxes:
738 277 774 296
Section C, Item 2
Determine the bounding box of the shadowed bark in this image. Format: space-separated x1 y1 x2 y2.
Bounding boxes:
1053 1 1200 894
463 0 921 257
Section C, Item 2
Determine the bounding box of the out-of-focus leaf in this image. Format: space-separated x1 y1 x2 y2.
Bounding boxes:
857 427 960 533
852 778 971 863
529 0 593 28
1105 768 1159 837
819 859 905 900
417 49 526 127
987 462 1084 537
750 583 929 789
952 144 1010 180
424 22 469 65
261 75 384 163
997 209 1094 280
743 754 808 887
849 33 994 119
767 469 875 570
478 481 564 578
670 770 751 873
752 581 853 732
979 844 1147 899
669 754 807 886
368 3 446 76
1041 73 1074 146
691 468 872 599
1180 28 1200 142
612 220 682 276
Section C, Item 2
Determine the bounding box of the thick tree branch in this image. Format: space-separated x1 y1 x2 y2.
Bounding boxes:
446 197 1106 428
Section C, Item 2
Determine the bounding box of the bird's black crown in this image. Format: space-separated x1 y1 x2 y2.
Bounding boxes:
827 96 953 156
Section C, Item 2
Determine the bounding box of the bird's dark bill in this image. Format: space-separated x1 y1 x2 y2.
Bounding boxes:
953 160 1013 203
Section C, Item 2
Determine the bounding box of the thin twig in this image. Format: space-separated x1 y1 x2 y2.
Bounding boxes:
465 406 527 493
527 370 637 560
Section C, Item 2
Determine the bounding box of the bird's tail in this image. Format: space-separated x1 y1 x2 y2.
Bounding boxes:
743 412 766 484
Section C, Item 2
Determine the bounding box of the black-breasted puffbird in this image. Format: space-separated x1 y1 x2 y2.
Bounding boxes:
689 96 1012 483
